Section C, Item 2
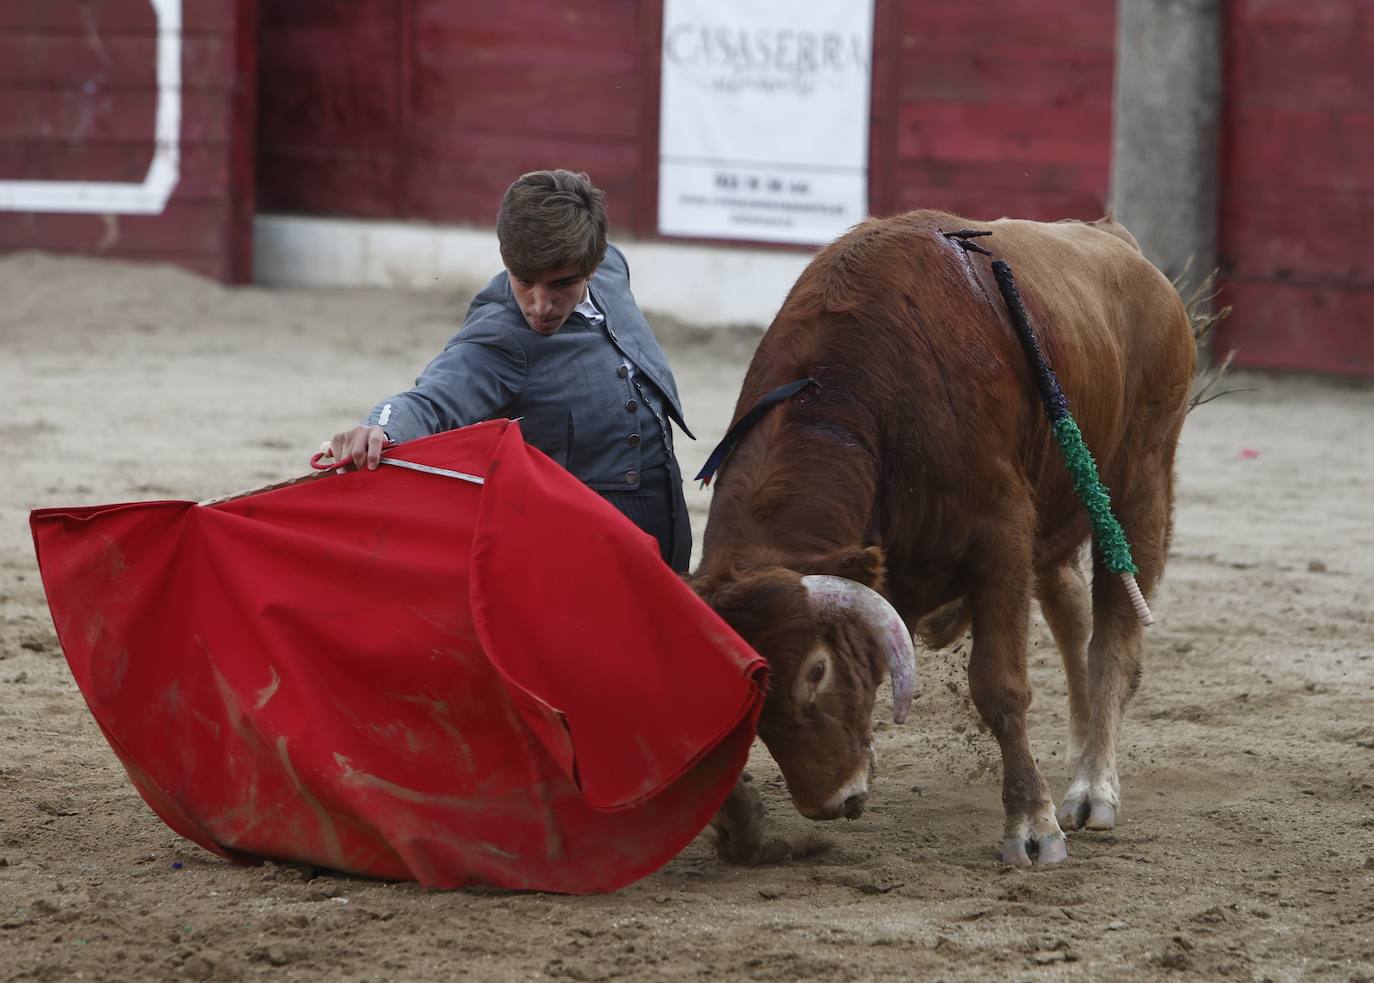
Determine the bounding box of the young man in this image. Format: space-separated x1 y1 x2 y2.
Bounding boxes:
328 169 694 571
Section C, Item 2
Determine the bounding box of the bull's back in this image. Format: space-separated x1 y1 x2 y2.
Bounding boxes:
728 209 1193 582
862 210 1192 440
950 213 1194 555
797 209 1192 411
840 210 1192 566
986 215 1193 401
984 216 1194 451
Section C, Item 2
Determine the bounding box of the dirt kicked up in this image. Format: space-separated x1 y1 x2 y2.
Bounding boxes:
1 252 1371 982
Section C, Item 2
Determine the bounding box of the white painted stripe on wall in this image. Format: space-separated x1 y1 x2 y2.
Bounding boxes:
254 214 816 330
0 0 182 215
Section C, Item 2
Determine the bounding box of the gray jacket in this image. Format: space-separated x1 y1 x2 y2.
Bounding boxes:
366 244 692 492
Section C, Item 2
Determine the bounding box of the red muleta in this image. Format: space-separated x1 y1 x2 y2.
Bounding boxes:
31 420 766 893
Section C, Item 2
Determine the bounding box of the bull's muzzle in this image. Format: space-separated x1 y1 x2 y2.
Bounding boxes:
795 755 872 821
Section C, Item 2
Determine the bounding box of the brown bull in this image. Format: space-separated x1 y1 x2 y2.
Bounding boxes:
692 209 1195 866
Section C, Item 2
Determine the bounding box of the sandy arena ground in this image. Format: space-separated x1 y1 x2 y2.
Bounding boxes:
1 252 1372 982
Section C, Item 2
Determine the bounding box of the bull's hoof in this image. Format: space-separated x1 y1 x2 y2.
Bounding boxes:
999 808 1068 868
715 824 767 865
999 832 1068 868
709 774 835 865
1057 786 1119 831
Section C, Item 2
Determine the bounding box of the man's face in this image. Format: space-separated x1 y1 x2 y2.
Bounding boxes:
509 265 594 336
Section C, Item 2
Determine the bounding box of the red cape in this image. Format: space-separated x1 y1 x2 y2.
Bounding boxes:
31 421 766 892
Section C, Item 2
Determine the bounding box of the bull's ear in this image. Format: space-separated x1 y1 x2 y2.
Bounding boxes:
798 545 887 593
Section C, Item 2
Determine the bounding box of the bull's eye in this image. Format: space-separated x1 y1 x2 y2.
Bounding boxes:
808 660 826 686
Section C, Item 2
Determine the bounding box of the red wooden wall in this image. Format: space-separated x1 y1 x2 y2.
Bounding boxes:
6 1 1365 373
0 0 258 283
1216 0 1374 376
257 0 1116 238
873 0 1116 223
256 0 661 235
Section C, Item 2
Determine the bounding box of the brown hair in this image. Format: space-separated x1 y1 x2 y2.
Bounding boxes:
496 170 608 279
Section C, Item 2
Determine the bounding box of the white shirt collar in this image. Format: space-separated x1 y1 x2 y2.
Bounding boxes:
575 287 604 324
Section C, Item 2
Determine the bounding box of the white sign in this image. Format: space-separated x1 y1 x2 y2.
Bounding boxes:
658 0 874 245
0 0 181 214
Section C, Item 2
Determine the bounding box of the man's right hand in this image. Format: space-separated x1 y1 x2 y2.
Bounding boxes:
328 424 388 471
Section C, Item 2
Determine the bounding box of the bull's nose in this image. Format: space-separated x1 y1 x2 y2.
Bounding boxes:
841 792 868 820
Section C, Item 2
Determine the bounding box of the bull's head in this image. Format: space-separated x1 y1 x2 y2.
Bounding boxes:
691 547 915 821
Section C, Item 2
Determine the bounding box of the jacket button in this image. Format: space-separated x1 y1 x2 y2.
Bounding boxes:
627 433 641 447
617 364 629 378
625 469 639 484
625 398 638 412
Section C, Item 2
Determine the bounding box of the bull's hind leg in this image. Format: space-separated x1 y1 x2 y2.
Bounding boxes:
1058 456 1175 832
1055 567 1145 830
1034 559 1094 805
968 488 1067 867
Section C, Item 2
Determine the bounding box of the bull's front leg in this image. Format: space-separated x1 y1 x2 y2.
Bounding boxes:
709 773 831 865
710 773 767 862
967 506 1068 867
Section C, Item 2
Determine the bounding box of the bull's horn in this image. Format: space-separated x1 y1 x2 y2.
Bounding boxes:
800 575 916 724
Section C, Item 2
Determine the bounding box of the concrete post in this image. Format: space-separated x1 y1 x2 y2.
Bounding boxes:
1109 0 1223 301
